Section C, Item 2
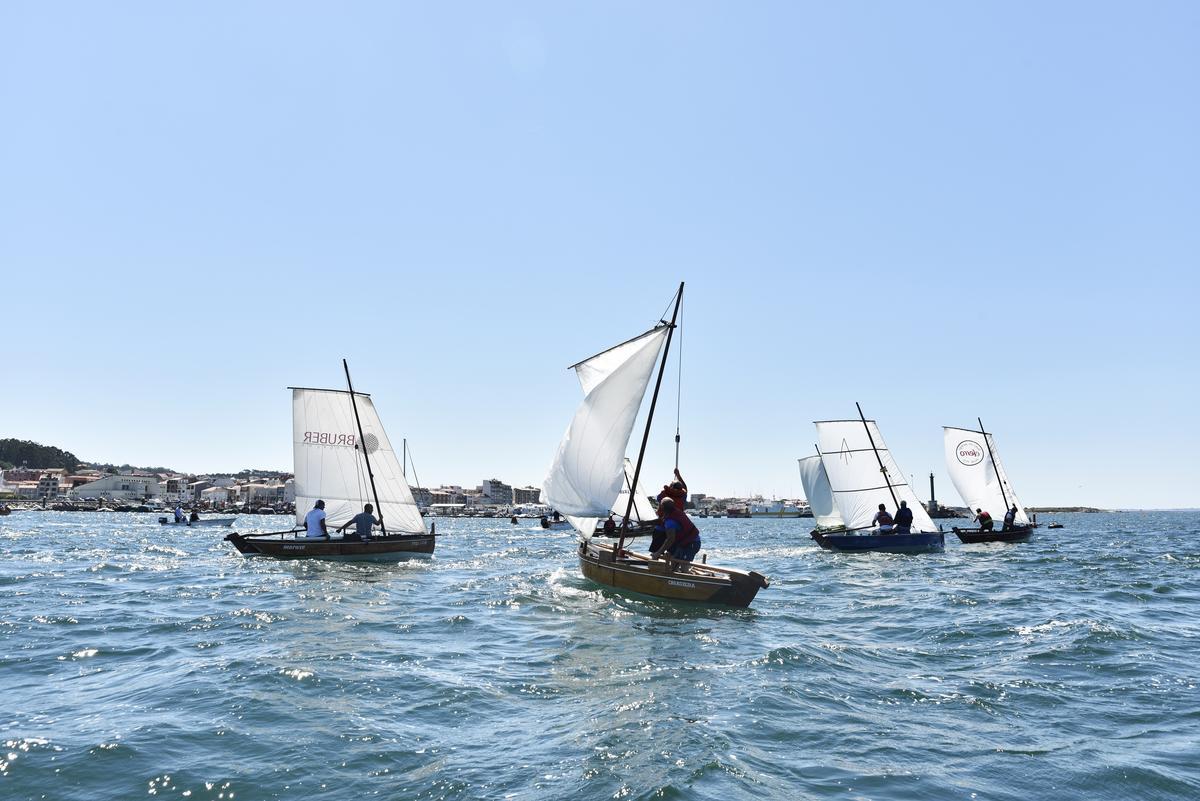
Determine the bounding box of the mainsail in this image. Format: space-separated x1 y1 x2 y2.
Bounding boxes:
797 455 843 528
943 426 1028 525
292 388 426 535
542 326 670 535
815 419 937 532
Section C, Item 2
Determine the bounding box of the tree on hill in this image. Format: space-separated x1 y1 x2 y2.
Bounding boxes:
0 439 81 472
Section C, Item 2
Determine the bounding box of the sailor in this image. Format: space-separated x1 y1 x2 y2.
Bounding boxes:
337 502 376 541
174 504 186 524
974 508 994 532
603 514 616 537
189 509 200 523
892 500 913 534
872 503 894 532
303 499 329 538
657 468 688 508
651 498 701 564
1003 505 1018 530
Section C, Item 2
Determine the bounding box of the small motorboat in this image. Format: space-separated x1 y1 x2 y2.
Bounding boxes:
1047 522 1064 529
160 516 238 527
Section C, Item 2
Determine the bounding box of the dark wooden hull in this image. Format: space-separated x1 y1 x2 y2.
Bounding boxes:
577 540 768 607
953 525 1034 544
225 531 435 561
811 529 945 554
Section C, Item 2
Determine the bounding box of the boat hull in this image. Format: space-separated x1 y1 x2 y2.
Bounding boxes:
953 525 1034 544
225 532 435 561
577 541 768 607
594 521 659 539
811 530 945 554
160 517 237 527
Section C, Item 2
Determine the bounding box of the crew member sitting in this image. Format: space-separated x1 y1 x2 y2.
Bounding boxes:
892 500 913 534
872 503 894 532
974 508 994 532
603 514 616 537
337 502 376 541
650 498 701 565
303 499 329 538
174 504 186 523
1003 505 1018 530
189 509 200 523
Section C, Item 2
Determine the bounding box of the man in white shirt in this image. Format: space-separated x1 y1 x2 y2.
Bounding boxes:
303 500 328 538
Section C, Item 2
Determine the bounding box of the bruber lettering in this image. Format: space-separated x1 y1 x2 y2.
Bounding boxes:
302 432 358 447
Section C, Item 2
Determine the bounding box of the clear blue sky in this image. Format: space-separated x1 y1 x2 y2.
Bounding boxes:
1 3 1196 508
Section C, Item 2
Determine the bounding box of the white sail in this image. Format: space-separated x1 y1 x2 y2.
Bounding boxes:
943 426 1028 526
292 388 426 535
815 419 937 532
542 326 670 536
612 458 656 523
798 455 843 528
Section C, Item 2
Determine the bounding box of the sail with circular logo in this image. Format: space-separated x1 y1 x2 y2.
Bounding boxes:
293 388 425 535
943 424 1028 526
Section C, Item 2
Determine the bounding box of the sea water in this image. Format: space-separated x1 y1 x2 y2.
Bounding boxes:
2 511 1197 800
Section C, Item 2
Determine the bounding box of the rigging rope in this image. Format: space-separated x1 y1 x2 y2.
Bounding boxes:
674 293 683 470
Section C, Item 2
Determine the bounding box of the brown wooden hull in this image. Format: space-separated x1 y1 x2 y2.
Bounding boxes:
225 531 435 561
577 540 767 608
952 525 1034 544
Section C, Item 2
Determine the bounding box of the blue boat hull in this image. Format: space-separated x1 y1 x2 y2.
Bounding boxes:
811 529 945 554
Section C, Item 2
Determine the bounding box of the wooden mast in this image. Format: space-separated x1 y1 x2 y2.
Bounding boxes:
978 417 1011 515
343 359 387 536
857 402 900 511
617 282 684 555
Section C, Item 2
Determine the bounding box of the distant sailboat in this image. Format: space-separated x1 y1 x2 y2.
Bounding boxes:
542 283 768 606
944 420 1035 544
225 361 435 560
594 459 658 538
809 404 945 554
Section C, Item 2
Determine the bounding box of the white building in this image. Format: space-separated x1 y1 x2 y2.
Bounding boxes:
513 486 541 504
201 486 231 505
71 475 162 501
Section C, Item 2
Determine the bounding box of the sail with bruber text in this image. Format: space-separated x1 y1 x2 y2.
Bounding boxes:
814 420 937 533
798 455 843 528
542 326 670 536
943 426 1028 526
292 388 426 535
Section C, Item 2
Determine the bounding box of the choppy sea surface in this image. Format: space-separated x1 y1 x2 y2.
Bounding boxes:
2 511 1198 800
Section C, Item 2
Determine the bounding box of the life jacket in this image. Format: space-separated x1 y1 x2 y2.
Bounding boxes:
876 510 893 526
894 507 913 527
978 511 992 523
665 507 700 546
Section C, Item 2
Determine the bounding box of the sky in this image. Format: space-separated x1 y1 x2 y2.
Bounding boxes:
1 2 1196 509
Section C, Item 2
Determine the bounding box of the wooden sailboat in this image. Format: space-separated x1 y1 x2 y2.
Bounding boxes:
945 420 1035 544
542 282 768 607
225 361 435 561
808 404 945 554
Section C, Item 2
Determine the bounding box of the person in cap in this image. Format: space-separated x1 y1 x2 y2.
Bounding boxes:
303 499 329 538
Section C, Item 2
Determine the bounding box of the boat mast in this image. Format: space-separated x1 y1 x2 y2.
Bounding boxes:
978 417 1011 514
857 402 900 511
343 359 387 536
617 282 684 554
